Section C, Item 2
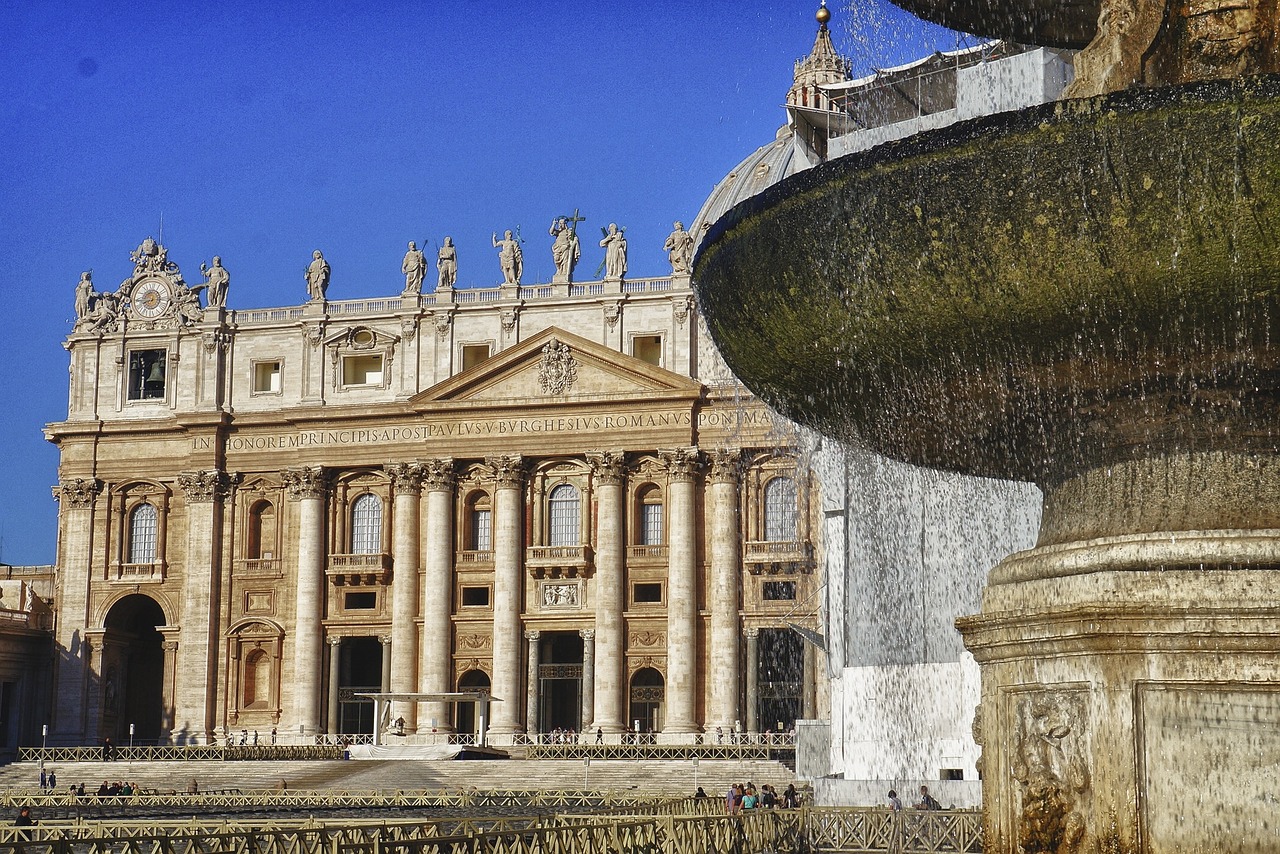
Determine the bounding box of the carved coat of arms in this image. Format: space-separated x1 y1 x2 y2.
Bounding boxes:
538 338 578 395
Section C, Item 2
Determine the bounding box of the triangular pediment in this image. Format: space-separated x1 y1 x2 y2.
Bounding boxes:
410 327 703 406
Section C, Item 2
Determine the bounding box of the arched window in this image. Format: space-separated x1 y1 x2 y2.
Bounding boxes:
129 502 158 563
637 485 664 546
243 648 270 708
468 493 492 552
350 493 382 554
548 484 580 547
247 500 276 560
764 476 797 542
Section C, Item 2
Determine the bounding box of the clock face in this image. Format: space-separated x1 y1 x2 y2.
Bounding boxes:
132 280 171 319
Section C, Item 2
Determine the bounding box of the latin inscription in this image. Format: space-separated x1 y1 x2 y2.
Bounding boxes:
194 409 777 452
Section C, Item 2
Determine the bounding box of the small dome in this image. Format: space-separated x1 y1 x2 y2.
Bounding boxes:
687 129 800 257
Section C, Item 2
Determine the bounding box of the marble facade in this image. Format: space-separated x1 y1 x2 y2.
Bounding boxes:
47 246 824 745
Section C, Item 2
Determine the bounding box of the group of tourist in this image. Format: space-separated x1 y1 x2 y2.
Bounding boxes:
887 785 943 811
540 727 579 744
711 781 801 812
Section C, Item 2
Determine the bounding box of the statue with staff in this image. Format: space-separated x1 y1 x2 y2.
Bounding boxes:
549 209 584 283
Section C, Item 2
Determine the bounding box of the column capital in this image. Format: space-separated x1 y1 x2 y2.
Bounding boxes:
385 462 428 496
422 458 457 492
659 447 703 482
327 636 343 648
707 448 743 484
282 467 329 500
379 635 393 646
178 469 228 503
579 628 596 642
744 627 760 639
586 450 627 485
57 477 101 509
524 629 541 642
486 455 526 488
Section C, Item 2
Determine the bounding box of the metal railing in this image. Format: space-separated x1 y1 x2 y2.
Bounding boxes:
19 744 346 763
525 742 792 761
0 804 982 853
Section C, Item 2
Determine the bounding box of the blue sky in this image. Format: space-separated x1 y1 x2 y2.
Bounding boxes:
0 1 962 564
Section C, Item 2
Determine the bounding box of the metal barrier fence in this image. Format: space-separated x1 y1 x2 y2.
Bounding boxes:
0 799 982 853
18 745 346 763
524 742 791 761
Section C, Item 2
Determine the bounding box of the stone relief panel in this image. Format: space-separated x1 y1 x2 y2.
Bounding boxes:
538 337 578 396
1009 688 1091 854
540 582 580 609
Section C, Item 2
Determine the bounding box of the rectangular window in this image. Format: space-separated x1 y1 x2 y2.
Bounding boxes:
461 344 491 372
342 354 383 386
461 586 491 607
253 361 281 394
941 768 964 781
762 581 797 601
128 349 167 401
344 591 377 610
641 502 663 546
471 508 492 551
633 582 663 604
632 335 662 366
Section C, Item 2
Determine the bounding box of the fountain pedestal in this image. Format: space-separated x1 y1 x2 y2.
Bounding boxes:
694 75 1280 853
962 562 1280 853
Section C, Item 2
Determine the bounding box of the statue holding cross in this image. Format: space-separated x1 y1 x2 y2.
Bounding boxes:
549 208 584 284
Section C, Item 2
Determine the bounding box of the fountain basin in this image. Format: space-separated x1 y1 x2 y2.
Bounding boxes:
696 76 1280 545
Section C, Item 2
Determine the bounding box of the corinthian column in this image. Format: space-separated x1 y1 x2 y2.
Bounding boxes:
386 462 426 731
586 450 626 732
283 466 328 736
486 455 525 735
52 478 100 746
525 630 541 738
176 469 228 743
707 449 743 732
661 447 702 733
745 627 760 734
580 629 596 730
420 459 455 732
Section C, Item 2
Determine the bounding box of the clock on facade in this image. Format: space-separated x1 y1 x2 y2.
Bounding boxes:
131 280 171 319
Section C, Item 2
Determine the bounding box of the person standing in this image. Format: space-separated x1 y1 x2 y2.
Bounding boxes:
492 230 522 285
599 223 627 280
663 221 695 275
306 250 330 301
549 217 581 283
401 241 426 294
437 237 458 288
200 256 230 307
47 771 55 790
888 789 902 811
38 769 46 790
916 785 941 810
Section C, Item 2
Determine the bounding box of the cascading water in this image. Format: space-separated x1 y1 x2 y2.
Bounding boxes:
697 1 1280 850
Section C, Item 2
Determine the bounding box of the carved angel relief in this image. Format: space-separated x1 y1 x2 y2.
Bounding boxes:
1012 691 1091 854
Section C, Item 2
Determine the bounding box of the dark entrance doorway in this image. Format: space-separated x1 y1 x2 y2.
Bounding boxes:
456 670 490 737
102 594 166 742
757 628 803 733
536 631 583 735
337 637 382 734
629 667 664 735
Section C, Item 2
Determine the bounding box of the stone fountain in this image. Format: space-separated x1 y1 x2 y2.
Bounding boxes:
696 4 1280 852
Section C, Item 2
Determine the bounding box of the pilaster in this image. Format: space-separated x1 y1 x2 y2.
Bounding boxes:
52 478 101 745
175 469 228 742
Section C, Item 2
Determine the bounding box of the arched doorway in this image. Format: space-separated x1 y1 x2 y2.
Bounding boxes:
629 667 664 735
455 670 490 738
101 594 167 743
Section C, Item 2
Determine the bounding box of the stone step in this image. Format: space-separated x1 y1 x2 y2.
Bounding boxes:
1 758 796 799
